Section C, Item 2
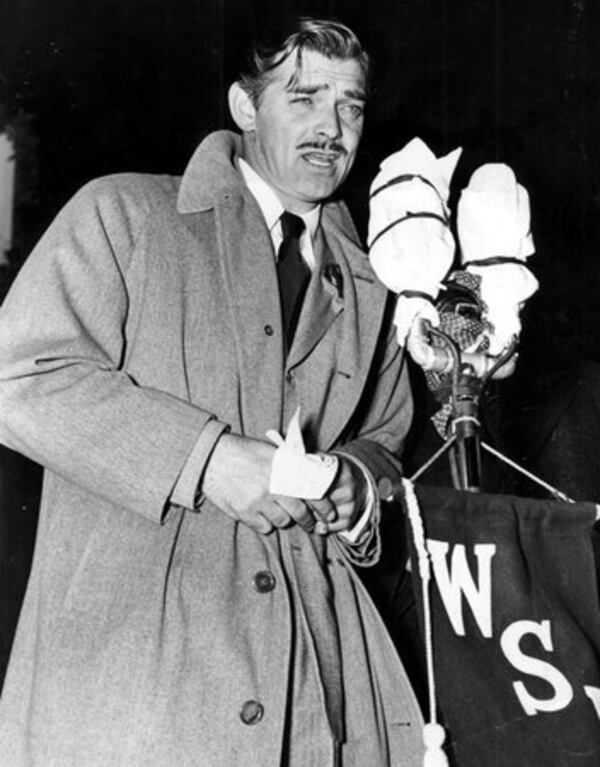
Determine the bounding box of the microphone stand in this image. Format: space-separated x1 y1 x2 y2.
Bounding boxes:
406 330 572 501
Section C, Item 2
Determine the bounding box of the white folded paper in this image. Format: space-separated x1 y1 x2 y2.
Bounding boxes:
457 164 538 354
266 409 338 499
367 137 462 345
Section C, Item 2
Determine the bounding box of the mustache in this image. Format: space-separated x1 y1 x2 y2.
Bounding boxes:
297 141 347 155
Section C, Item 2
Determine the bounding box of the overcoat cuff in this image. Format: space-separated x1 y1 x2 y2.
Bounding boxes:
168 418 230 513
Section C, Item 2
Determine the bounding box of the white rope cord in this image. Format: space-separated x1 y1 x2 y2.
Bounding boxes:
403 478 450 767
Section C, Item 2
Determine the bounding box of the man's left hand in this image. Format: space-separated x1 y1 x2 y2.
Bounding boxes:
307 456 368 534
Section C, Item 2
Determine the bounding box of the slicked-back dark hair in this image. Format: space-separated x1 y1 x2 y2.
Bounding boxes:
237 17 370 106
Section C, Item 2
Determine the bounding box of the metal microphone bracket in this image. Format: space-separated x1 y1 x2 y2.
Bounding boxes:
405 329 572 502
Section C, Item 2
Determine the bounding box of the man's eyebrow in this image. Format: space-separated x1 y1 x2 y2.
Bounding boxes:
287 83 326 95
343 88 367 101
287 83 367 101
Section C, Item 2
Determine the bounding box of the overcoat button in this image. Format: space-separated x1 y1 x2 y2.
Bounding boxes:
253 570 276 593
264 324 274 336
285 370 294 382
240 699 264 725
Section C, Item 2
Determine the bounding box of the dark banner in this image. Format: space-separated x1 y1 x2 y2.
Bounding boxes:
408 485 600 767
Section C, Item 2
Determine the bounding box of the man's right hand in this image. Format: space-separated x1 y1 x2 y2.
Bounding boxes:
202 433 318 534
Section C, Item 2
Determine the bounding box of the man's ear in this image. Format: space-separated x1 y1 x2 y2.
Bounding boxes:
228 82 257 132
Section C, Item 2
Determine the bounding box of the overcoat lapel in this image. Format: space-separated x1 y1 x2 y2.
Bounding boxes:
287 229 343 371
177 132 288 436
302 207 390 450
212 196 285 436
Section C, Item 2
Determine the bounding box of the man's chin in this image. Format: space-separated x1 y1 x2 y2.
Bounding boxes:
297 177 342 203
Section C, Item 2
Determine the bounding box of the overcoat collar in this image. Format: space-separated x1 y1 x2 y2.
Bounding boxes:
177 131 245 213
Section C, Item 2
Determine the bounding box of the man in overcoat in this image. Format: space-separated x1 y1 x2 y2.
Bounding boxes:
0 16 423 766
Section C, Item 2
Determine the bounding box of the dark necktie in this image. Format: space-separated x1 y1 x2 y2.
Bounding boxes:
277 211 310 351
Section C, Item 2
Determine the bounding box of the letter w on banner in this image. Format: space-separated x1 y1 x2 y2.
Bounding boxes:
407 485 600 766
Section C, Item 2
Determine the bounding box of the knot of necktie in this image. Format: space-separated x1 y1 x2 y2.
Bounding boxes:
279 210 305 245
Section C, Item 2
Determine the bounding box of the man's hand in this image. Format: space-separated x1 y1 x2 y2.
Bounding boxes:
203 433 317 534
307 456 369 534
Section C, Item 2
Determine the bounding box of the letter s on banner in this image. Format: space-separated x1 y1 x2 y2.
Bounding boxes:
500 619 573 716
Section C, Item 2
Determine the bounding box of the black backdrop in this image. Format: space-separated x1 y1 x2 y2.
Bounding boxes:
1 0 600 683
3 0 600 356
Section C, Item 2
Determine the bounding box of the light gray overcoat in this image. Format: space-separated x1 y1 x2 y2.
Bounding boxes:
0 131 422 765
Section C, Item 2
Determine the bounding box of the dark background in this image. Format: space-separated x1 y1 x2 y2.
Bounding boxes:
1 0 600 684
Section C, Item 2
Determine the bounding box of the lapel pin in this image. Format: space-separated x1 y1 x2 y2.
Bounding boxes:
323 264 343 298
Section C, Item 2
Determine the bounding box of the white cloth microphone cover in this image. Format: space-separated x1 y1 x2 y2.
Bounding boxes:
457 164 538 355
367 137 462 344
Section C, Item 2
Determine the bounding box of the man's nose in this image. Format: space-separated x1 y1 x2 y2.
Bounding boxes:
316 105 342 140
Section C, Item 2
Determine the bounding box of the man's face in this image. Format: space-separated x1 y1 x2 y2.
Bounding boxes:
242 50 367 214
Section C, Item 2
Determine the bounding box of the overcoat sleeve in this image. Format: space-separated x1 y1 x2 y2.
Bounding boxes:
0 178 225 524
338 297 412 485
332 296 413 564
